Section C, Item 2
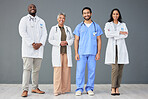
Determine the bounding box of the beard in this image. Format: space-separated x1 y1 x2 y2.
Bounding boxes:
29 10 36 16
83 16 91 21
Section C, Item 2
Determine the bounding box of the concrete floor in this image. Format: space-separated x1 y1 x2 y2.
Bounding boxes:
0 84 148 99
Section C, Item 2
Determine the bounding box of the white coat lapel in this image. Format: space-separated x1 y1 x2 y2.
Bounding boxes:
117 21 121 27
35 16 40 23
64 25 69 37
111 21 121 31
56 24 61 41
110 22 115 31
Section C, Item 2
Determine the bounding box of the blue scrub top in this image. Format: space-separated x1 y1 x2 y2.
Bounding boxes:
73 21 103 55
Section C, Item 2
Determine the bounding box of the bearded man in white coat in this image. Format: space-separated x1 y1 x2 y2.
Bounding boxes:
19 4 47 97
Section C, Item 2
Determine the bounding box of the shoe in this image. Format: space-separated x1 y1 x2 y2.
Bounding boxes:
54 93 60 96
116 92 120 95
32 88 45 94
61 92 65 94
21 90 28 97
115 88 120 95
87 90 95 96
111 93 116 96
75 91 82 96
111 88 116 96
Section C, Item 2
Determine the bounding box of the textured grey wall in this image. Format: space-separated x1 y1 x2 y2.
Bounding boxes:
0 0 148 84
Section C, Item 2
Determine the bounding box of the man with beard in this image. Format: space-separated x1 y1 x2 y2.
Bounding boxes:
19 4 47 97
73 7 103 96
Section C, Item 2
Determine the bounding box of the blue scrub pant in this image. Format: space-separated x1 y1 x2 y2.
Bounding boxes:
76 55 96 92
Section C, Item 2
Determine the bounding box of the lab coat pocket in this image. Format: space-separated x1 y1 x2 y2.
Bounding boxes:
119 24 125 32
40 23 43 28
120 27 125 32
53 32 59 40
37 22 42 30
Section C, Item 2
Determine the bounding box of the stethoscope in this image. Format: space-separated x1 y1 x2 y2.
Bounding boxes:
29 16 36 22
29 16 36 28
80 20 97 33
55 26 70 35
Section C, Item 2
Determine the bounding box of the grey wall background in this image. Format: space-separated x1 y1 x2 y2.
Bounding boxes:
0 0 148 84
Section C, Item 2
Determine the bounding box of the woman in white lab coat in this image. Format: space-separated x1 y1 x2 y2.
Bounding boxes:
48 13 74 96
104 8 129 96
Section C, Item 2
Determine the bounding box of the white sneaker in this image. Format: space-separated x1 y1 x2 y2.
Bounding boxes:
54 93 60 96
54 93 59 96
87 90 95 96
75 91 82 96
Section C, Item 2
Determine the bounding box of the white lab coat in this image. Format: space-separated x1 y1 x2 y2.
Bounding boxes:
19 14 47 58
104 21 129 65
48 24 74 67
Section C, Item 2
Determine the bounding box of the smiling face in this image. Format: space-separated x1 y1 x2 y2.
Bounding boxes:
82 9 92 21
57 15 65 26
28 4 37 16
112 10 119 21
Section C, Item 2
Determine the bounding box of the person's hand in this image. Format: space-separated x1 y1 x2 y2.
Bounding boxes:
63 41 68 45
120 31 128 35
32 42 36 46
32 43 37 50
75 53 80 60
36 43 42 49
32 43 42 50
60 41 68 46
95 53 100 60
32 43 39 50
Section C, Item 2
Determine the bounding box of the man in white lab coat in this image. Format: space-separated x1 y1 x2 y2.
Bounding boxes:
19 4 47 97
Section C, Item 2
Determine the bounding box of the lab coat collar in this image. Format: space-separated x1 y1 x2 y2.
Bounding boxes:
109 21 119 31
111 21 121 26
27 14 40 22
56 24 67 29
110 21 121 30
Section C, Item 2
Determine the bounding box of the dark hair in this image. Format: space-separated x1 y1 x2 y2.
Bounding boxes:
108 8 122 23
82 7 92 14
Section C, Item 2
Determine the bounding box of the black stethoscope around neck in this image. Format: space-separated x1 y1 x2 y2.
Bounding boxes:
55 26 70 34
80 20 97 32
